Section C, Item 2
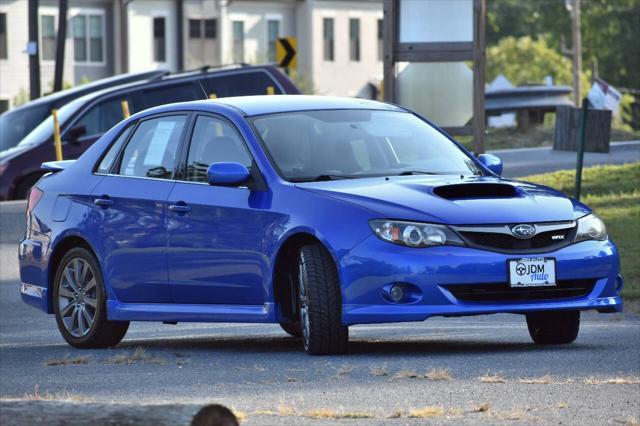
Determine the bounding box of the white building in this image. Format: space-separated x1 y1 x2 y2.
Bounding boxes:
0 0 383 113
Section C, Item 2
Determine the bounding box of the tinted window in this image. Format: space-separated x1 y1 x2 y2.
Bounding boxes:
140 83 203 110
118 115 186 179
73 97 129 137
251 110 482 181
185 115 252 183
200 72 282 98
96 126 133 173
0 104 50 150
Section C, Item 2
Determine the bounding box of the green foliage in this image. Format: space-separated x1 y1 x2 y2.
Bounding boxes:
487 0 640 90
12 87 29 107
287 69 315 95
523 163 640 299
487 36 573 86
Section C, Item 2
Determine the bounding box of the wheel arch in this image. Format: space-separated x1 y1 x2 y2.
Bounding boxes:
272 232 338 322
47 235 98 314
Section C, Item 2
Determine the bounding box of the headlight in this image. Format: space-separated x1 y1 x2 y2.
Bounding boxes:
575 213 607 242
369 220 465 248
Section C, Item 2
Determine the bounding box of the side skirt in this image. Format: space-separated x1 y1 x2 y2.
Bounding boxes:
107 300 277 323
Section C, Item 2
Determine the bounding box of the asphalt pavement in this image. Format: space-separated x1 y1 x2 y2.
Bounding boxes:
1 162 640 425
494 140 640 178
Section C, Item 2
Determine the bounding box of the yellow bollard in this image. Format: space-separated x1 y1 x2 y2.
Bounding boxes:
52 109 63 161
209 93 217 99
121 100 130 119
267 86 275 95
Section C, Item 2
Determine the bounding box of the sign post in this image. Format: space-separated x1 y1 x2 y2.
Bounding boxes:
276 37 297 74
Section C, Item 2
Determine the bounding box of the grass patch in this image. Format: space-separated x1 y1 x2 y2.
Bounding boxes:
407 406 445 418
584 376 640 385
523 163 640 299
22 385 91 402
394 369 420 379
425 368 452 381
104 347 165 365
304 409 374 419
479 372 507 383
43 355 90 367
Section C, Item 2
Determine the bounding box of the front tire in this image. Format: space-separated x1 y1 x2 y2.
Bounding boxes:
297 244 348 355
526 310 580 344
53 247 129 348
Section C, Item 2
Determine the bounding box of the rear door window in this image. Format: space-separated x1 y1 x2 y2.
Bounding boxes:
140 82 204 110
96 126 133 174
116 115 187 179
200 71 282 98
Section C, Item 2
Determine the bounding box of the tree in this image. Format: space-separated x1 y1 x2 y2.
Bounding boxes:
487 0 640 90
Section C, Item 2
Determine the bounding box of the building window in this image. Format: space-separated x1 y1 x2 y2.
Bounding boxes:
349 18 360 61
267 20 280 63
41 15 56 61
153 17 166 62
0 13 7 59
188 19 201 38
232 21 244 63
72 13 104 63
204 19 216 39
377 19 383 61
323 18 334 61
0 99 8 114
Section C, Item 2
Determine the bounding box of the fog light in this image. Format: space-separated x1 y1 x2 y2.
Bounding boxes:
389 284 405 302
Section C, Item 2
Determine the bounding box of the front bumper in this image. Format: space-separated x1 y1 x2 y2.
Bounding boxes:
339 236 623 325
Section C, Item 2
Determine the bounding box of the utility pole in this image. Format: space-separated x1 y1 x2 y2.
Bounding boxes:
53 0 68 93
28 0 41 100
568 0 582 106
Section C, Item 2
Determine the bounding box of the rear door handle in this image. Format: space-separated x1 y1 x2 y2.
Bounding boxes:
94 197 113 208
169 203 191 213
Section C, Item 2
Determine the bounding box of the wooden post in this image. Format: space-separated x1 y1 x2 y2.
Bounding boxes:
382 0 397 103
53 0 68 93
52 109 63 161
472 0 486 154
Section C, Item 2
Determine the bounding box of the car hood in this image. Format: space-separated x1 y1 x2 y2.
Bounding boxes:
296 175 590 225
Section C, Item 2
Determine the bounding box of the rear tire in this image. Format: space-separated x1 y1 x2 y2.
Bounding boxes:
279 322 302 338
53 247 129 348
296 244 348 355
526 310 580 345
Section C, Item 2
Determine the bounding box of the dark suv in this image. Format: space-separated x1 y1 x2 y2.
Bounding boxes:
0 64 299 199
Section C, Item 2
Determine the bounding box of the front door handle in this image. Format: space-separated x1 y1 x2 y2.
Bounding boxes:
169 202 191 214
94 197 113 208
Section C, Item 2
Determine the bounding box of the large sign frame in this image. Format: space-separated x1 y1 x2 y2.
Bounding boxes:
383 0 486 153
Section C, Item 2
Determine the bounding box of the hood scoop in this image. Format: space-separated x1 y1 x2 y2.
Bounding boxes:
433 183 518 200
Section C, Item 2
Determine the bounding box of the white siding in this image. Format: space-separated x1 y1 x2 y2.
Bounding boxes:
127 1 177 72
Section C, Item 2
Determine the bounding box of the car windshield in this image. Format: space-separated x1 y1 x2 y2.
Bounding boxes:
16 98 86 148
250 109 483 181
0 104 51 151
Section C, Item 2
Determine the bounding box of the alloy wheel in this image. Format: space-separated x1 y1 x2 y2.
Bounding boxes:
298 254 310 350
57 257 98 337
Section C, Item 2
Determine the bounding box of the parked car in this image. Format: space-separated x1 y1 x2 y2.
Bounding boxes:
19 96 622 355
0 70 168 153
0 64 299 200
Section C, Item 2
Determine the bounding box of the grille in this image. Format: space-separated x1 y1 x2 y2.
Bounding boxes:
454 222 577 253
444 279 596 303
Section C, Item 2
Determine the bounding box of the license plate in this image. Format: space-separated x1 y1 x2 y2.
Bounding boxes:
508 257 556 287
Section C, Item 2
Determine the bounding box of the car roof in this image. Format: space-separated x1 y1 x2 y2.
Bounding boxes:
5 70 167 113
56 64 284 110
209 95 405 116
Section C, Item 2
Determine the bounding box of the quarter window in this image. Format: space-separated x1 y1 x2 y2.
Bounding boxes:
118 115 186 179
97 126 133 174
185 115 252 183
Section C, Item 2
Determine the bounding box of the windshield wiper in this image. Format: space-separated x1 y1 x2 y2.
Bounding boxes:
291 174 356 182
397 170 441 176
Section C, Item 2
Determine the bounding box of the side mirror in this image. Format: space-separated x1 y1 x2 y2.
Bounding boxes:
207 162 250 186
478 153 503 176
65 125 86 144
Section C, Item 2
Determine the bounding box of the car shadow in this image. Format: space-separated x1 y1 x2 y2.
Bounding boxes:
115 334 601 357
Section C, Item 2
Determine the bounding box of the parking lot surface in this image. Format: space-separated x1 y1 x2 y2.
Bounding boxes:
1 201 639 425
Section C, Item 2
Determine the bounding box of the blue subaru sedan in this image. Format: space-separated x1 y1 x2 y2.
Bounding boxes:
19 96 623 354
